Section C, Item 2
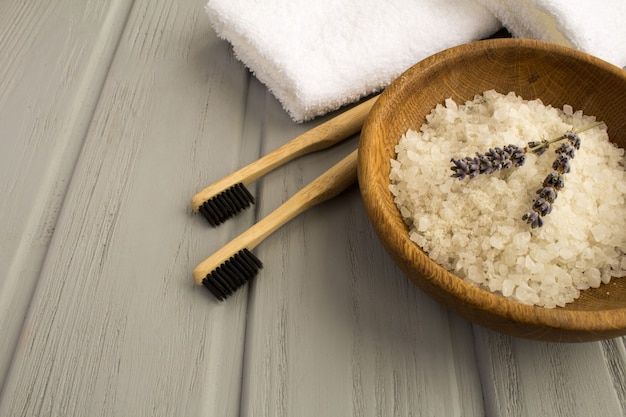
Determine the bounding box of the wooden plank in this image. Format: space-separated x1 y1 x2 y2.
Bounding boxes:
238 93 485 417
0 0 135 387
0 0 255 415
475 328 626 416
601 338 626 411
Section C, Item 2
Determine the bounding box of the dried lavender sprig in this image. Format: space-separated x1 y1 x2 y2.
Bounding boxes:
447 121 604 227
450 145 525 180
450 122 604 181
524 121 603 155
522 133 581 228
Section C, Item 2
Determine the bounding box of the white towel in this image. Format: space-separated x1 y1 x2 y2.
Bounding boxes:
206 0 500 122
476 0 626 70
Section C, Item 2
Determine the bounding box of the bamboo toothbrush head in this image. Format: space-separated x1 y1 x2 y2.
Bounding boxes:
194 183 255 226
194 248 263 301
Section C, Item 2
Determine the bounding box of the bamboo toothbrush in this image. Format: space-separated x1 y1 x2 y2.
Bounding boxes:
190 95 377 226
193 149 358 300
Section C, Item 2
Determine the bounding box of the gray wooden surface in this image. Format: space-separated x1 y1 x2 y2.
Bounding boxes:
1 0 625 416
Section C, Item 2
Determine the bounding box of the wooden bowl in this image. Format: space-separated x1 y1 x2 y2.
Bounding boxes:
358 38 626 342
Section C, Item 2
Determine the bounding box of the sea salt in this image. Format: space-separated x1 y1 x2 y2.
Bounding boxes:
389 90 626 308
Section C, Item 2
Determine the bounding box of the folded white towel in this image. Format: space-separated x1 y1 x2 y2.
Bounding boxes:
206 0 500 122
477 0 626 69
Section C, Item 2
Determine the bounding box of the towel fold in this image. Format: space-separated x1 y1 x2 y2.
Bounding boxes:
206 0 500 122
206 0 626 122
477 0 626 70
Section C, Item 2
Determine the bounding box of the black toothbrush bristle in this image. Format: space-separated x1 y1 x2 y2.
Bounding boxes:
202 249 263 301
198 183 255 226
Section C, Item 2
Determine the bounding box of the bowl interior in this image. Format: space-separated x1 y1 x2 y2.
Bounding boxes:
358 38 626 342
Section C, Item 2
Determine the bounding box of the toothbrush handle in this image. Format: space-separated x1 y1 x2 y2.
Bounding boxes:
190 95 377 211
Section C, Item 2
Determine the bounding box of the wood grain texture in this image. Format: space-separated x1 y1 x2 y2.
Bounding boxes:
0 0 253 415
475 327 626 416
238 92 485 417
0 0 135 389
601 338 626 411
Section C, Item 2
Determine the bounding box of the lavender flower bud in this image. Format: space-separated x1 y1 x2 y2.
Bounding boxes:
450 156 479 180
467 157 480 179
475 152 494 174
566 132 581 149
522 210 543 228
485 147 509 170
536 186 558 203
555 142 576 159
552 154 571 173
504 144 526 167
532 197 553 216
542 171 565 189
450 158 468 180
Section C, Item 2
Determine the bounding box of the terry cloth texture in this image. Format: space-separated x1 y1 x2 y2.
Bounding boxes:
477 0 626 69
206 0 501 122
